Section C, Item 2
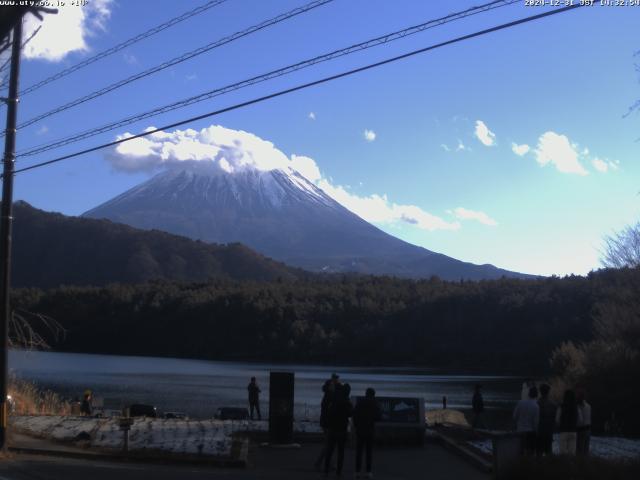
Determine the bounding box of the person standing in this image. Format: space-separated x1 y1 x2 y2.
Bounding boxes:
521 379 536 400
353 388 381 478
556 389 582 455
536 384 556 456
324 383 353 478
472 384 485 429
513 386 539 455
247 376 261 420
315 379 334 471
576 388 592 456
80 389 92 416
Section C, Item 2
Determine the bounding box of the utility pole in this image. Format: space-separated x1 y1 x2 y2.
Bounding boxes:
0 17 22 451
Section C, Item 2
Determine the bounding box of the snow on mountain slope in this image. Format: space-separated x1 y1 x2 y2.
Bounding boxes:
84 161 529 280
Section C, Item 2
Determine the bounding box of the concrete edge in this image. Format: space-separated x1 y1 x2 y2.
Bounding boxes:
8 440 248 468
435 432 493 474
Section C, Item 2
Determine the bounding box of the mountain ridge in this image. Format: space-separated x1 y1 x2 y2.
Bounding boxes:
84 163 533 280
11 201 303 288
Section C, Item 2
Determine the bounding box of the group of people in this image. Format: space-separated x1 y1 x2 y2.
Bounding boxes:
247 374 382 477
513 381 591 456
315 373 381 478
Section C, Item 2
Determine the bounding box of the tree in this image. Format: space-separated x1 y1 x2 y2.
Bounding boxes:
602 222 640 268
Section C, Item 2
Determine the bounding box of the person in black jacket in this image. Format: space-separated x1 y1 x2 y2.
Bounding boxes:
472 384 485 429
324 383 353 477
247 377 261 420
315 379 334 471
353 388 381 478
80 390 92 416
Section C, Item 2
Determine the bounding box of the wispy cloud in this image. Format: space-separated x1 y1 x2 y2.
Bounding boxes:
456 140 469 152
123 52 138 65
474 120 496 146
23 0 113 61
452 207 497 226
317 181 460 231
36 125 49 136
511 143 530 156
185 73 198 81
363 129 376 142
591 157 619 173
308 112 316 120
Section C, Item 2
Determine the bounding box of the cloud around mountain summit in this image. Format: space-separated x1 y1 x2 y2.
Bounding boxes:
107 124 478 232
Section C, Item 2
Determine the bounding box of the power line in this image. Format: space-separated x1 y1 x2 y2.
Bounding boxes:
8 0 334 134
17 0 519 157
16 0 229 98
10 4 583 177
0 26 41 89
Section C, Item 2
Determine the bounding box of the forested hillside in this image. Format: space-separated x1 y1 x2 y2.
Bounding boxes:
11 202 302 287
14 268 633 372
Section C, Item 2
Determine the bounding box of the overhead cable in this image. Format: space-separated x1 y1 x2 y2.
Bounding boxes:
9 0 335 134
17 0 519 156
18 0 230 97
10 4 583 177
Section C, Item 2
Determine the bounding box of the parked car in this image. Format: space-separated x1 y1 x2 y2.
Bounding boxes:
129 404 158 418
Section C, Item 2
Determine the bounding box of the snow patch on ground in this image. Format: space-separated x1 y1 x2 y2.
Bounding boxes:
11 416 323 457
469 435 640 460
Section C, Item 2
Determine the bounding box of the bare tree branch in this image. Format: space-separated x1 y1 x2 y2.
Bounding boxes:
9 308 65 350
602 221 640 269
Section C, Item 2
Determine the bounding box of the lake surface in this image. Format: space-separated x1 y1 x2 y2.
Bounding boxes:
9 350 522 419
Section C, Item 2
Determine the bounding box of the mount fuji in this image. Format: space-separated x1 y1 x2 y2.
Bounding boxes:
83 161 528 280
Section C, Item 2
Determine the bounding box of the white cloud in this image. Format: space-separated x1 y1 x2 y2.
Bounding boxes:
363 129 376 142
452 207 498 226
456 140 468 152
36 125 49 136
108 125 290 173
511 143 530 156
317 180 460 231
592 158 608 173
474 120 496 146
22 0 113 61
534 131 588 175
123 52 138 65
440 144 450 152
308 112 316 120
290 154 321 182
108 125 460 232
591 157 620 173
185 73 198 81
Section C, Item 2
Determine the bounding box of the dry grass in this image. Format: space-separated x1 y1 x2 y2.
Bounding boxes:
8 377 70 416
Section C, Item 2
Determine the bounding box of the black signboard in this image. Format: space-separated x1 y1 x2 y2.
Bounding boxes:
268 371 294 444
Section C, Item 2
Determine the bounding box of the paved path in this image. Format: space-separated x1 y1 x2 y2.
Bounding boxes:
0 441 488 480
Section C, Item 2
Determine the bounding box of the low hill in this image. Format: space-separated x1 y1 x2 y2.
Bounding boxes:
11 201 301 288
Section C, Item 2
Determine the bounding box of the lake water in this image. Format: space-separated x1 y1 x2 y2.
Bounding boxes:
9 350 522 419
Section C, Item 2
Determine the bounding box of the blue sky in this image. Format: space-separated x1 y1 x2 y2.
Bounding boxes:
4 0 640 276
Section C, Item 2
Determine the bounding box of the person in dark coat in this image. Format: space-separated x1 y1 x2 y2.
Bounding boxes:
472 384 485 429
80 390 92 416
324 383 353 477
247 377 261 420
537 383 557 456
556 389 582 455
315 379 334 471
353 387 381 478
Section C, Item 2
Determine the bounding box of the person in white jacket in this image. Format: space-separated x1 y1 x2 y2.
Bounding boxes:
513 386 540 455
576 388 592 456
